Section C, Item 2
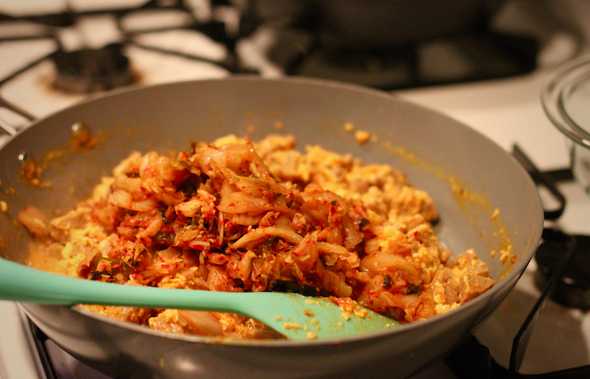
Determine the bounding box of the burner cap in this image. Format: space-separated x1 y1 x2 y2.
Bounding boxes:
535 229 590 309
51 43 136 94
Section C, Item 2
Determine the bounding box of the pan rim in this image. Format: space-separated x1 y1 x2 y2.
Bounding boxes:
15 76 544 347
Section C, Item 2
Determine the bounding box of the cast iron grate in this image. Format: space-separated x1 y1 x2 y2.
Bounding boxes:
0 0 540 97
0 0 253 99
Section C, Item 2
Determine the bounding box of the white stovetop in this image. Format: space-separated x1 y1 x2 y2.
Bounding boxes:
1 3 590 378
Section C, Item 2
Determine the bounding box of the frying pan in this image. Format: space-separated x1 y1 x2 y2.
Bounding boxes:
0 77 542 379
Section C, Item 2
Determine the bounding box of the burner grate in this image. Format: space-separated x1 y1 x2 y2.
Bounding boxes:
447 228 590 379
0 0 254 100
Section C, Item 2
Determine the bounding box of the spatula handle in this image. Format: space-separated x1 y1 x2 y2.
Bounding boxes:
0 258 242 313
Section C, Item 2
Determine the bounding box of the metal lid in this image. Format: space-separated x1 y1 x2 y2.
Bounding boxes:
542 57 590 148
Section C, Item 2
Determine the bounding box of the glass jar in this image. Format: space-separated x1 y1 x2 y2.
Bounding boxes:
542 57 590 194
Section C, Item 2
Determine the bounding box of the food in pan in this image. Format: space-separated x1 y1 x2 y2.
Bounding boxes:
21 134 494 339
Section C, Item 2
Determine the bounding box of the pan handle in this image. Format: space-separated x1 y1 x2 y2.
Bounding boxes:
0 95 36 137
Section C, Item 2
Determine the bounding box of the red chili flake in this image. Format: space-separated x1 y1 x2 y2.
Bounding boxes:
78 265 91 278
189 241 209 251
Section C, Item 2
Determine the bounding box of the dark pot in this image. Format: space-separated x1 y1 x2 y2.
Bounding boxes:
245 0 506 50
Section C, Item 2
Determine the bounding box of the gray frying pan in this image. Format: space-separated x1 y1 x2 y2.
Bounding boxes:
0 77 542 379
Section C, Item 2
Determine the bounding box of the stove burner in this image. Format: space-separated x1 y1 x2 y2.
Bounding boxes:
50 43 136 94
244 21 539 90
535 230 590 310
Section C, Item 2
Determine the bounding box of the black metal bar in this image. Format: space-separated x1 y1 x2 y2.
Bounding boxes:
544 168 575 184
448 228 590 379
509 228 577 373
122 25 193 36
27 318 58 379
123 18 241 49
128 40 239 73
0 95 36 122
512 144 567 220
0 34 55 43
0 50 54 87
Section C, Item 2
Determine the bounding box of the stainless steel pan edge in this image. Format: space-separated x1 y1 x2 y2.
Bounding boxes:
0 77 542 378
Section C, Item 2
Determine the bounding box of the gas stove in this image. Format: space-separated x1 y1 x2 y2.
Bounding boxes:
1 1 589 378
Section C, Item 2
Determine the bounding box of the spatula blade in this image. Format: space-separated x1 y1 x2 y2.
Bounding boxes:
240 293 399 341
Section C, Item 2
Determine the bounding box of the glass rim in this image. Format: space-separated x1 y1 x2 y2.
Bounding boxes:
541 56 590 149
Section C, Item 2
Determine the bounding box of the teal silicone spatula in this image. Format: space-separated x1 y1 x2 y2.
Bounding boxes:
0 259 397 340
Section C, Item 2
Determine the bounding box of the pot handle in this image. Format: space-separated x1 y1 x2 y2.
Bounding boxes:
0 95 36 138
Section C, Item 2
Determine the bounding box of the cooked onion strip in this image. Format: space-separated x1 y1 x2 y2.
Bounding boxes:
317 242 360 267
231 227 303 249
316 242 352 256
